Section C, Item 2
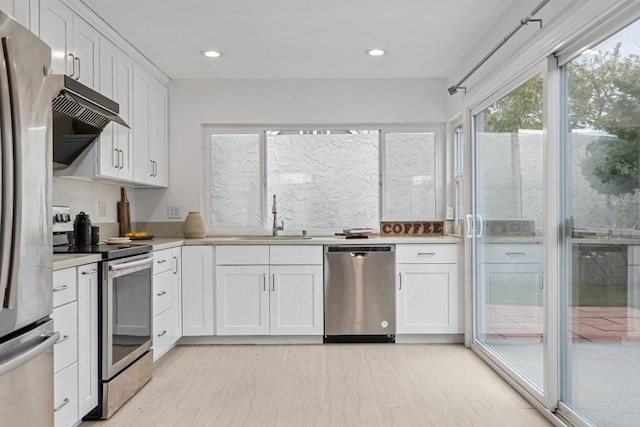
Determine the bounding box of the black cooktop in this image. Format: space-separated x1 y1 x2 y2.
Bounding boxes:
53 244 152 260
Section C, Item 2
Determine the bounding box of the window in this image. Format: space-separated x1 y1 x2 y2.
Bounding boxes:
209 133 262 230
382 132 436 220
267 131 379 231
207 128 440 233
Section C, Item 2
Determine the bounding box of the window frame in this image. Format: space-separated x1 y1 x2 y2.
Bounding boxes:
204 124 444 235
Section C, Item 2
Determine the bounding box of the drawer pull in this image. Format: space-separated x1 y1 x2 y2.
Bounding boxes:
157 330 167 337
157 259 168 264
52 285 68 293
505 251 526 256
417 252 436 256
55 335 69 345
81 269 97 275
54 397 70 412
157 291 167 296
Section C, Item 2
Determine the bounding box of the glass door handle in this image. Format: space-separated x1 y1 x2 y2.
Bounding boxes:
476 214 484 237
466 214 474 238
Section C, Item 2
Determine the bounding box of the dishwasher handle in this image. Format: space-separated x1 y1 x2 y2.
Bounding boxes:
326 245 394 253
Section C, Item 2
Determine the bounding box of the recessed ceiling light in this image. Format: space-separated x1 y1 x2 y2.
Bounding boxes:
202 50 222 58
366 48 386 57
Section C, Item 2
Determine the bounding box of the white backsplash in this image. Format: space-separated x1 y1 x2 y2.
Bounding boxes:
52 176 136 224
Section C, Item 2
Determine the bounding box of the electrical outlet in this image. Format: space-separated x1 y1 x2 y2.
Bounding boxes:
98 200 107 217
167 205 181 219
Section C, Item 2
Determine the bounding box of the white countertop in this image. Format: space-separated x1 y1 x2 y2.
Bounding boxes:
53 253 102 271
129 237 184 251
184 235 461 245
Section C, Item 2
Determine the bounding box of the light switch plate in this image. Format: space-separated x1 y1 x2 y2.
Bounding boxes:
446 206 455 220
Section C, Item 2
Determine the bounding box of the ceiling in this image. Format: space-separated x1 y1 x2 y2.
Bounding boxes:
81 0 515 80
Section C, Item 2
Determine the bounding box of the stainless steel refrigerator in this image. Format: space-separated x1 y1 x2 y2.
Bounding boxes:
0 9 57 427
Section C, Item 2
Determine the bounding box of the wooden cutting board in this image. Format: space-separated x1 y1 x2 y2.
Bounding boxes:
117 187 131 237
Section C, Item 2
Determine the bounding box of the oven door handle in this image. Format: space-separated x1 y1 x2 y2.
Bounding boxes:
109 256 154 274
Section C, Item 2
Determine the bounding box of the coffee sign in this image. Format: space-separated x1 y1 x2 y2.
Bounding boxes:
380 221 445 237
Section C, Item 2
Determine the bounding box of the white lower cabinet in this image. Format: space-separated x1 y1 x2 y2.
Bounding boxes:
216 265 269 335
181 246 214 336
152 247 182 361
269 265 323 335
215 245 324 336
52 262 98 426
77 263 98 417
54 362 78 427
396 244 460 334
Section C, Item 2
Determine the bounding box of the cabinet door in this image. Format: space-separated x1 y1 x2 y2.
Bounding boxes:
39 0 73 76
52 301 78 373
397 263 458 334
0 0 30 28
269 265 323 335
54 362 78 427
149 81 168 186
77 264 98 417
97 37 119 178
71 16 99 89
216 265 269 336
171 247 182 343
181 246 214 336
115 49 134 180
132 64 151 184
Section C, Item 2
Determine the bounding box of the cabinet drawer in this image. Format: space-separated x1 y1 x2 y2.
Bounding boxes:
270 245 322 265
216 245 269 265
153 248 173 274
396 244 457 264
52 302 78 373
153 307 174 361
54 362 78 427
483 243 543 264
153 271 173 316
53 267 77 308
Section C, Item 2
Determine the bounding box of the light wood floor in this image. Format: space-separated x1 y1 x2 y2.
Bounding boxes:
83 344 552 427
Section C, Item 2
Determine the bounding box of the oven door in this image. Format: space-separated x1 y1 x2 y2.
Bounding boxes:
103 253 154 380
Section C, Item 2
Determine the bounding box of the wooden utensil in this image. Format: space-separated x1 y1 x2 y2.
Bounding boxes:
117 187 131 237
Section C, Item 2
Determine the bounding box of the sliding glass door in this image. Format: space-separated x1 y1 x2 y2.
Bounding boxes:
472 73 546 393
560 19 640 426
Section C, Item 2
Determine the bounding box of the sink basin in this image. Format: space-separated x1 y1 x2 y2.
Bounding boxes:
228 235 312 241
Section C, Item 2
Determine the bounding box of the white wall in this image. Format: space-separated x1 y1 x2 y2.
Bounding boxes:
136 78 447 222
53 176 136 223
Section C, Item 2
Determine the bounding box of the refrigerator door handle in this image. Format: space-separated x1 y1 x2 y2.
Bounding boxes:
0 332 59 376
1 37 22 309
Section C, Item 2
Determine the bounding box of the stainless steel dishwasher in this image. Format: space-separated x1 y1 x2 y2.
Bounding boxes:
324 245 395 342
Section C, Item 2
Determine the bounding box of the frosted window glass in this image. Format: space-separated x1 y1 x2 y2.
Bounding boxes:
210 134 261 227
267 132 379 231
384 133 436 220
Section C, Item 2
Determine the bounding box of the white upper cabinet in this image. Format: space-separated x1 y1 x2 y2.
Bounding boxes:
0 0 34 30
39 0 99 89
96 36 133 180
39 0 73 76
133 64 168 187
39 0 169 187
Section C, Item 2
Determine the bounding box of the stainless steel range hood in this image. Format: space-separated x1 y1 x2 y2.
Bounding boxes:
51 75 129 170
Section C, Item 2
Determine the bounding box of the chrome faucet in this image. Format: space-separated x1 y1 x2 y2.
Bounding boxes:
272 194 284 236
